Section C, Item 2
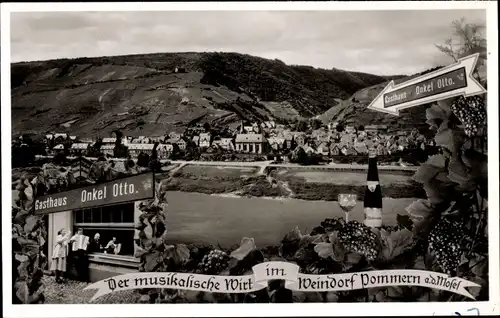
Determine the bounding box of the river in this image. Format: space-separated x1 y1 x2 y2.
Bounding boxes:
163 191 417 247
12 189 417 248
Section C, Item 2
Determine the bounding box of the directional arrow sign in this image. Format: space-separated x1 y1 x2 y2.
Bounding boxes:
367 53 486 116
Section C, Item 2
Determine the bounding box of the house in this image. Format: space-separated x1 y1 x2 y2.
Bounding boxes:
205 145 219 154
79 137 93 144
199 133 212 148
340 133 355 145
192 136 200 147
293 132 307 147
330 144 340 156
176 139 187 150
243 126 254 133
364 139 375 150
268 137 285 151
345 126 356 134
157 144 174 159
235 134 267 154
52 144 65 155
128 144 155 158
327 122 339 131
212 138 223 148
70 157 94 181
316 142 330 156
219 138 235 151
102 137 117 144
302 145 316 155
100 144 115 157
354 142 368 155
54 134 67 144
70 143 90 156
165 136 181 145
365 125 388 134
54 133 68 139
376 144 388 156
252 122 260 131
150 136 165 143
341 146 357 156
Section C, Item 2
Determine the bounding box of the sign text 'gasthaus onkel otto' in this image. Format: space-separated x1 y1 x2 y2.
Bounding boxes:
367 53 486 116
33 172 155 215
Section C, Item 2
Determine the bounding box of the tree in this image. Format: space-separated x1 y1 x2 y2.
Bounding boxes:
358 125 365 131
435 17 486 62
296 120 308 132
310 119 323 130
137 152 150 167
203 122 211 132
112 130 128 158
336 124 345 133
290 146 307 164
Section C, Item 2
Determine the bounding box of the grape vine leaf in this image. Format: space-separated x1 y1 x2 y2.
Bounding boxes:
379 228 414 261
230 237 257 261
165 244 190 266
423 179 455 206
435 123 456 153
299 234 322 248
313 242 334 259
14 281 29 304
426 103 452 130
134 245 147 258
406 199 434 228
448 155 476 191
282 226 302 242
143 251 161 272
413 154 447 184
24 216 40 234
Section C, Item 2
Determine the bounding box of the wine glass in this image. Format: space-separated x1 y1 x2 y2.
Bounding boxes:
338 194 357 223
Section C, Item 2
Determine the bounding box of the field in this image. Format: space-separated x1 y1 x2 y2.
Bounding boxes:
280 170 414 185
177 165 259 179
163 164 425 201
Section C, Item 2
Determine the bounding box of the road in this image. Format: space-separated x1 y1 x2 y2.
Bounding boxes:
37 155 417 172
169 160 418 172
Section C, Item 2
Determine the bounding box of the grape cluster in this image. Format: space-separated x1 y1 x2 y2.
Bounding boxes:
320 218 343 232
338 221 380 261
451 95 487 137
198 249 230 275
428 219 465 274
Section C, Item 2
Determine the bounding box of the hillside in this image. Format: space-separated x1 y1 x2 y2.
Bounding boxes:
11 52 390 137
318 66 445 132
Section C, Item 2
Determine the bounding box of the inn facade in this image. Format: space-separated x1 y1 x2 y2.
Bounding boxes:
34 173 156 283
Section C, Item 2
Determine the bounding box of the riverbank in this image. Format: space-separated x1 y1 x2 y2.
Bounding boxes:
161 164 425 201
13 160 425 200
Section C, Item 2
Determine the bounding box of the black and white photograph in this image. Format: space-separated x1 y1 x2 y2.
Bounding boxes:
2 1 499 317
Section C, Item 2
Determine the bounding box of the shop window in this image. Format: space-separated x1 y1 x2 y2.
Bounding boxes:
73 202 135 257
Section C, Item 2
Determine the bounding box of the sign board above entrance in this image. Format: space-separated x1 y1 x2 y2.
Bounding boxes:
34 172 155 215
367 53 486 116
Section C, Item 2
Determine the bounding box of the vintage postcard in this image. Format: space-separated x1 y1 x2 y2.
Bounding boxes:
2 1 499 317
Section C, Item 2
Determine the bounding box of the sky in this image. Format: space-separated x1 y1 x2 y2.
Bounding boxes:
10 10 486 76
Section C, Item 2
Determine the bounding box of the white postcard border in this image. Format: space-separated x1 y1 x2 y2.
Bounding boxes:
1 1 498 317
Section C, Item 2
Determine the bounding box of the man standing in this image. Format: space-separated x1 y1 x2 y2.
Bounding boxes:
70 228 90 282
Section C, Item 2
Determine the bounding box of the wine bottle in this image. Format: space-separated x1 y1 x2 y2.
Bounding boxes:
363 148 383 228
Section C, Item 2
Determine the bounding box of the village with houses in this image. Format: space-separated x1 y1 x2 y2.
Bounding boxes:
13 119 436 166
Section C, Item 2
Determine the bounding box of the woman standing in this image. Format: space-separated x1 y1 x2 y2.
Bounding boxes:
50 228 71 283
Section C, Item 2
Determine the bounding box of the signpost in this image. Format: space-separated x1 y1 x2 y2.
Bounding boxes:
367 53 486 116
33 172 155 215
